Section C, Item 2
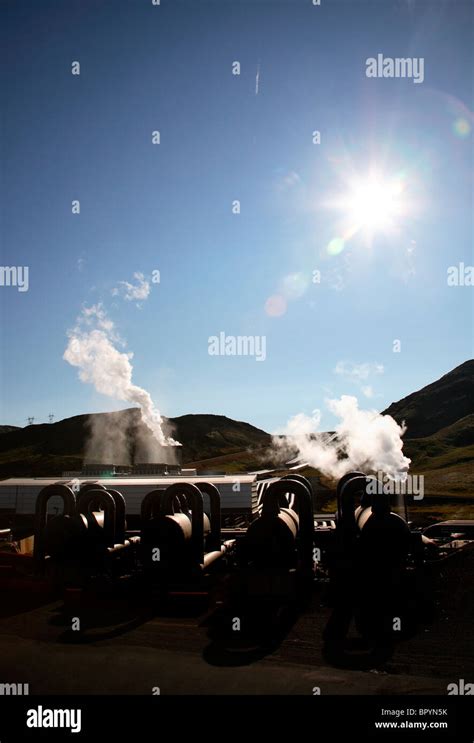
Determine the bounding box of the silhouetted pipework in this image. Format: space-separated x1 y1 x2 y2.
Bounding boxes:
34 482 136 584
140 481 229 582
75 489 117 548
323 471 412 653
33 484 77 565
195 481 221 552
239 477 314 596
336 471 410 563
140 488 165 522
76 486 127 546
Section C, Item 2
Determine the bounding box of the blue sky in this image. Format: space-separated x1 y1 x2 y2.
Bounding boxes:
1 0 472 433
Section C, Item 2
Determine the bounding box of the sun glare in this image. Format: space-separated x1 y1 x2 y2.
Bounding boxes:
323 168 412 255
343 175 405 231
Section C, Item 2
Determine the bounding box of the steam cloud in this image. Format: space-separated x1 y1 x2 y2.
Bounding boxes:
84 411 132 465
274 395 410 480
63 304 180 462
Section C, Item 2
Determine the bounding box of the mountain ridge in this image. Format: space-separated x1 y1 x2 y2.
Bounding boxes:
0 360 472 481
382 360 474 438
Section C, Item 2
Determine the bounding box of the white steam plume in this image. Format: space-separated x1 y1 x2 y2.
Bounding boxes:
63 304 179 449
84 411 132 465
274 395 410 480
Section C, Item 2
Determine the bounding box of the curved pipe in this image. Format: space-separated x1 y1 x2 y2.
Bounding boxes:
79 481 106 494
336 470 365 521
160 483 204 566
338 474 392 530
34 484 76 563
337 474 368 527
175 494 190 515
280 474 313 511
262 479 314 571
77 489 116 547
336 471 365 500
77 481 108 513
141 489 165 522
78 481 108 514
366 476 391 516
105 489 127 544
280 474 312 489
195 481 221 550
355 507 410 567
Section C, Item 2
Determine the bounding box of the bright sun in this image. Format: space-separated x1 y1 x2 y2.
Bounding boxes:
324 167 413 253
343 175 405 231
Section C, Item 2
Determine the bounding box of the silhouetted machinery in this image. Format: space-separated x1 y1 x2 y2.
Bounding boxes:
323 471 412 652
32 479 233 595
32 470 425 649
34 483 138 586
140 482 232 589
238 476 314 600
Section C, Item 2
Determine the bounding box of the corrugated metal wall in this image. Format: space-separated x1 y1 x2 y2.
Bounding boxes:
0 480 257 515
0 485 17 511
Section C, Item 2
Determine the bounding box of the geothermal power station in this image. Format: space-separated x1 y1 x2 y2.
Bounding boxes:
0 459 472 689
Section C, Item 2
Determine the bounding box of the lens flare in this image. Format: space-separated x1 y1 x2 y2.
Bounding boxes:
327 237 345 256
453 117 471 138
281 272 309 299
265 294 287 317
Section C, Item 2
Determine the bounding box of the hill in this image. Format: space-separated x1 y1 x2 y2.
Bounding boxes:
383 360 474 438
0 409 271 478
0 426 20 435
0 361 472 489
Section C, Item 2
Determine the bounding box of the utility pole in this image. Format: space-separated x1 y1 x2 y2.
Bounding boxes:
27 417 35 426
48 413 55 423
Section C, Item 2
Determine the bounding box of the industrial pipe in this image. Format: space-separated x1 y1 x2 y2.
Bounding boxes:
79 481 107 494
195 482 221 551
160 483 205 566
141 489 165 522
280 474 313 511
77 489 117 548
34 484 77 564
337 472 370 533
245 478 314 572
104 489 127 545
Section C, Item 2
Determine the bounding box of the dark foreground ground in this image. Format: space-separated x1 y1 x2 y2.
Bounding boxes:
0 546 472 696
